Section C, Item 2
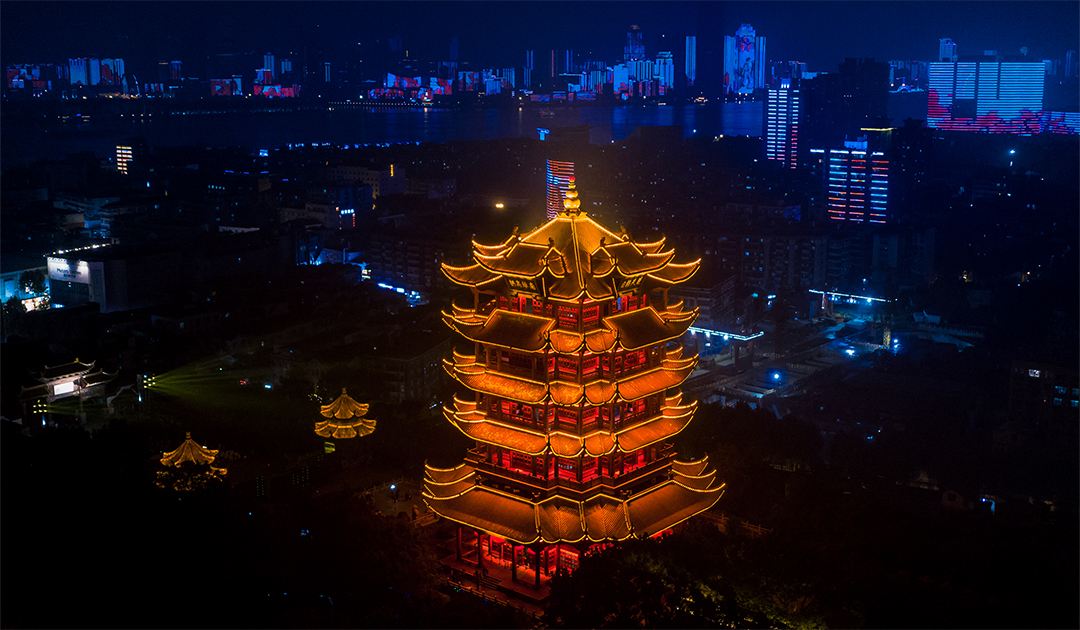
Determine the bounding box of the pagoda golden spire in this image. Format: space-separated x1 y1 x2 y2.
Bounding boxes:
315 388 377 439
562 177 581 214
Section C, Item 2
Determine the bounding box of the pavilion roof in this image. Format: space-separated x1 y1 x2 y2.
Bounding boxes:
422 456 724 544
160 432 221 468
315 389 377 439
441 182 700 300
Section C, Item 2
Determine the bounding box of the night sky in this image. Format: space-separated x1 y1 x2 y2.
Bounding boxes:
2 1 1077 72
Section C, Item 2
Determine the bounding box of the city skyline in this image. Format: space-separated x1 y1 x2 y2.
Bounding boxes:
3 2 1078 73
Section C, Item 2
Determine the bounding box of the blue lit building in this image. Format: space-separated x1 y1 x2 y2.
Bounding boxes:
814 136 890 224
765 79 800 169
684 35 697 88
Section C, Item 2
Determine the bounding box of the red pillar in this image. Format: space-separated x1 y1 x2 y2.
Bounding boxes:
534 545 541 588
456 526 463 561
511 544 518 582
476 530 484 569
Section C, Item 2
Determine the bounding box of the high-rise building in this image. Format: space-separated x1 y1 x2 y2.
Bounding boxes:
939 38 958 62
814 136 890 224
562 49 575 75
723 24 767 97
68 58 88 86
169 60 182 81
115 144 135 175
802 58 890 147
263 53 275 80
524 49 535 89
540 126 588 220
684 35 697 88
927 61 1045 134
765 79 800 169
87 58 101 86
323 61 332 84
432 181 724 590
624 25 645 62
655 51 675 95
545 160 575 220
1065 49 1078 78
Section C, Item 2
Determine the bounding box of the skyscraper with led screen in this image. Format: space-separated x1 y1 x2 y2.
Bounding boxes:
765 79 800 169
723 24 766 97
928 62 1046 134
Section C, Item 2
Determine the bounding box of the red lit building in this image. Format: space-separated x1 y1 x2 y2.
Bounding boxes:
427 180 725 594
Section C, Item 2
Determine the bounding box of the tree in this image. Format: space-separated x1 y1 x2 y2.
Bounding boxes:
1 296 27 339
18 269 47 295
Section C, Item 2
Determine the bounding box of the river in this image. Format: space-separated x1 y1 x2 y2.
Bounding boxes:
1 101 763 165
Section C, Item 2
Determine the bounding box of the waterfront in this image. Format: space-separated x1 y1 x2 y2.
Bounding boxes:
1 101 763 164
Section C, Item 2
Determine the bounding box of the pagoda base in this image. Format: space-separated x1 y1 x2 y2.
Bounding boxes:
438 527 613 603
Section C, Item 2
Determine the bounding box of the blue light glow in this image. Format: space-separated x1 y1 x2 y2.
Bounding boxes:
772 372 781 381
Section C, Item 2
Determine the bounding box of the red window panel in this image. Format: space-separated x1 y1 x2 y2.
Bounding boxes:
582 304 600 327
557 357 578 379
557 306 578 328
510 452 534 475
622 450 646 474
580 458 599 482
581 356 599 377
622 349 646 371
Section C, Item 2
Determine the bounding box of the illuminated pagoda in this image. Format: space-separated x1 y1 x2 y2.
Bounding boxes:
315 388 377 439
156 432 228 492
426 179 725 592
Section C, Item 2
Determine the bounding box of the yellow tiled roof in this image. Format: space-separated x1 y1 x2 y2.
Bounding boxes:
160 432 220 468
422 457 724 544
441 184 700 299
443 349 698 406
443 304 698 355
442 394 697 456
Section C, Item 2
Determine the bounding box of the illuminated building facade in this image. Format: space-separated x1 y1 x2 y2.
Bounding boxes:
927 61 1046 134
814 137 890 224
939 38 959 62
765 79 800 169
723 24 767 97
624 25 645 62
115 144 134 175
431 180 724 591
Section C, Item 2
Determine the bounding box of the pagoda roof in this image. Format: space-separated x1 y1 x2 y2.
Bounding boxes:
160 432 223 469
442 183 700 300
442 304 698 355
443 392 697 457
422 456 724 544
39 359 96 381
443 347 698 406
315 389 377 439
